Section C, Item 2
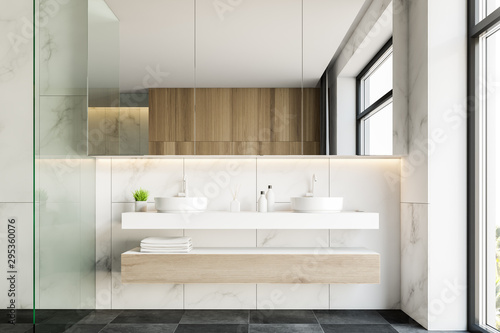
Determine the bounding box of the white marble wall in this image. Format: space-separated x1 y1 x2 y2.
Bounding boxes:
401 203 428 327
400 0 467 330
0 0 34 309
96 157 401 310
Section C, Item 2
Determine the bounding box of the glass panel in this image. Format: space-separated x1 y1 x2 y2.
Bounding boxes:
487 0 500 16
363 102 393 155
363 52 393 110
35 0 96 312
486 26 500 330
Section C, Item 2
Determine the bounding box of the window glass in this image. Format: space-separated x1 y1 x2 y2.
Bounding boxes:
487 0 500 17
362 52 393 109
485 26 500 330
363 102 393 155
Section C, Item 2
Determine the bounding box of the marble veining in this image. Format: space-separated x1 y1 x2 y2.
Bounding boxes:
95 158 401 310
401 203 428 328
185 284 257 309
111 159 183 203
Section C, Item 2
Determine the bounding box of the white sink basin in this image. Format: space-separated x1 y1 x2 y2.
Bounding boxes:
291 197 343 213
155 197 208 213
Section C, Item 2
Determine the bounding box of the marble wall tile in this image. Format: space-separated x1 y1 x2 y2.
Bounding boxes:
330 159 401 309
39 203 82 309
401 0 429 204
0 0 33 203
38 158 81 203
39 0 88 95
118 108 141 155
330 284 400 310
39 96 87 156
392 0 409 156
111 159 183 203
257 284 329 309
257 230 328 248
0 203 33 309
256 159 329 203
185 229 256 248
184 159 257 212
401 203 428 328
111 203 183 309
80 159 97 309
184 284 257 309
96 159 112 309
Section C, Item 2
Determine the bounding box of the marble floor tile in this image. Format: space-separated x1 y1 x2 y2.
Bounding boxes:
249 324 323 333
43 310 92 325
63 324 106 333
111 310 184 324
180 310 249 324
314 310 389 325
75 311 123 325
0 324 33 333
174 324 248 333
249 310 317 324
377 310 413 324
100 324 177 333
321 324 398 333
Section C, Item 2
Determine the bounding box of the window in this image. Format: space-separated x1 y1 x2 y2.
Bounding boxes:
469 1 500 332
481 23 500 332
356 38 393 155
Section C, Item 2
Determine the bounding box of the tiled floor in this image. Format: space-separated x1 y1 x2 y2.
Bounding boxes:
0 310 470 333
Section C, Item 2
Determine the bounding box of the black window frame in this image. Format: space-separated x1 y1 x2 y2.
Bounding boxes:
468 1 500 333
355 37 393 155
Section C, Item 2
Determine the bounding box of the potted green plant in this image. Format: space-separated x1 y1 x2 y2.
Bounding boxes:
132 188 149 212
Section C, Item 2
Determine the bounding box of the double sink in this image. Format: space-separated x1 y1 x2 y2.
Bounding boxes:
154 196 343 213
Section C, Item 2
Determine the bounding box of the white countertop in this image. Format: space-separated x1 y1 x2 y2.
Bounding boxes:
123 247 379 255
121 210 379 230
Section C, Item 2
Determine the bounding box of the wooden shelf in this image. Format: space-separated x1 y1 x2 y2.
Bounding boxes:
121 211 379 230
121 247 380 284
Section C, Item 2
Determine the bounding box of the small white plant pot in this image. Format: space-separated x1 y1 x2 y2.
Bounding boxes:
230 199 240 212
135 201 147 212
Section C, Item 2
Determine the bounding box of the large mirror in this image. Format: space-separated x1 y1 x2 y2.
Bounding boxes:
88 0 402 156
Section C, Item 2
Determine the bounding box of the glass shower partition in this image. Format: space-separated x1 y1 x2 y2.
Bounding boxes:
34 0 97 320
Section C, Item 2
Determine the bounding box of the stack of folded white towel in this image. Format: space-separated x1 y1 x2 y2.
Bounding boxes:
140 236 193 253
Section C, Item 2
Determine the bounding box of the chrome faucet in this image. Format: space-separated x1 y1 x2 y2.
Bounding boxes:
306 174 317 197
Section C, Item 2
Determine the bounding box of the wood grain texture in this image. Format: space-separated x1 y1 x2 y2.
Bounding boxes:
122 250 380 284
260 142 291 155
196 142 232 155
232 88 259 141
146 87 318 156
303 88 320 142
233 142 260 155
195 88 232 141
303 141 320 155
289 88 302 142
175 88 194 142
149 142 194 155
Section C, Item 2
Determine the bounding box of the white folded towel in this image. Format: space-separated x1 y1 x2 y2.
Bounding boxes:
141 243 192 250
140 245 192 254
141 236 192 245
140 236 193 253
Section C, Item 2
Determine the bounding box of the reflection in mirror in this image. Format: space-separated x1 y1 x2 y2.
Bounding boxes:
195 0 303 155
88 0 402 156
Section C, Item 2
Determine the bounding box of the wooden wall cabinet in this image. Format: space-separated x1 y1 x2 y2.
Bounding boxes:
148 88 320 155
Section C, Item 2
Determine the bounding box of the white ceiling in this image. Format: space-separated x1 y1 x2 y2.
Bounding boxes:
104 0 366 91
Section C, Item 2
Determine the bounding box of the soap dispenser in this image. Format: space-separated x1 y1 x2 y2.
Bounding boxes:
258 191 268 213
266 185 275 212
